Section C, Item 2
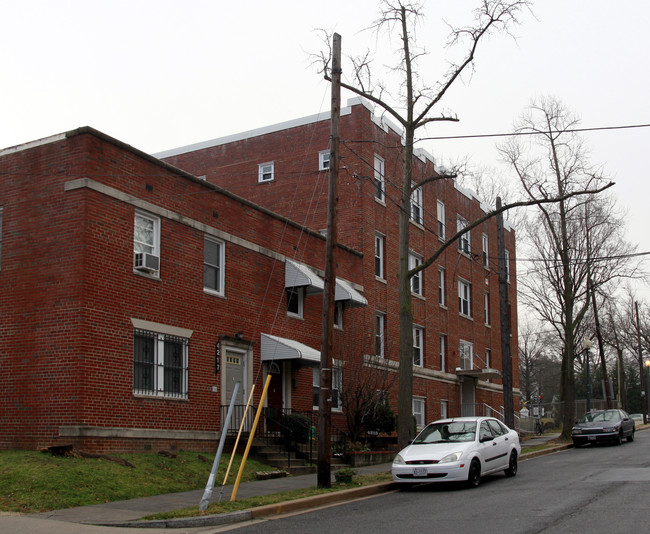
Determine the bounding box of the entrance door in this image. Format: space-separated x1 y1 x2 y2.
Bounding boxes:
461 378 476 417
266 362 283 432
224 349 247 432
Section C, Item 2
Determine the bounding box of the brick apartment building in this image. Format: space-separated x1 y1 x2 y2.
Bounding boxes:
158 97 520 428
0 127 368 452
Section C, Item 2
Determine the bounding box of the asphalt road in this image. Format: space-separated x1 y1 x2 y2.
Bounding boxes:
218 431 650 534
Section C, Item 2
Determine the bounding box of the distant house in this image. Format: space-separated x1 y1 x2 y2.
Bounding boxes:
0 127 367 452
158 97 520 429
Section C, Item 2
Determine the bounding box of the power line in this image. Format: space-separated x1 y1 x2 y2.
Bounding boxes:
419 123 650 142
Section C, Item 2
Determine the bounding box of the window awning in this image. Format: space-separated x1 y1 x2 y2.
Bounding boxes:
261 333 320 364
285 260 324 295
456 368 502 380
335 278 368 307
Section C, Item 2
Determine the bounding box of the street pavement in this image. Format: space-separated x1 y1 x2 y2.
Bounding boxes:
0 432 570 534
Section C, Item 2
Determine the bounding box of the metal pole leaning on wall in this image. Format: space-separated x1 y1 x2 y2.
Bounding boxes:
218 384 256 503
199 381 239 512
231 373 272 502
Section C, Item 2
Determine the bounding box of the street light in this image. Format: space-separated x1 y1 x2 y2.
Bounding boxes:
645 360 650 422
583 339 593 414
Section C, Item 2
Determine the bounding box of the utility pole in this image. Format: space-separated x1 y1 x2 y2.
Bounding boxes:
318 32 341 489
635 302 646 424
496 198 514 429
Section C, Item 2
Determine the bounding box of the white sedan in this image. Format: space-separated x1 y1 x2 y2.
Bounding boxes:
392 416 521 487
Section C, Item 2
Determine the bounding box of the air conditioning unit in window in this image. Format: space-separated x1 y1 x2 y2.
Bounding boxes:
134 252 160 272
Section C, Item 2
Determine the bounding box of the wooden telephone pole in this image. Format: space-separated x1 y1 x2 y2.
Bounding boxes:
317 32 341 488
496 197 514 428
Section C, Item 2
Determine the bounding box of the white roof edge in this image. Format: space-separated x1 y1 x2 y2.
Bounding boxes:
454 182 515 233
261 333 320 364
0 133 67 157
154 98 369 159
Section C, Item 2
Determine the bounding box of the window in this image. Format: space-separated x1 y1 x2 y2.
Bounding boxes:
133 330 188 398
482 233 489 268
459 340 473 370
457 216 470 254
413 397 426 429
458 279 471 317
134 211 160 272
258 162 274 182
486 349 491 369
505 249 511 282
409 253 422 296
484 292 490 325
410 183 423 224
334 301 343 329
204 238 225 295
374 155 385 202
375 312 385 358
287 287 304 318
440 334 447 372
313 367 342 410
441 399 448 419
413 326 423 367
437 201 446 240
438 267 446 306
375 234 385 279
319 150 330 171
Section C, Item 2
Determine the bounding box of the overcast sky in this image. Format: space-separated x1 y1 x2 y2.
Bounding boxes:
2 0 648 300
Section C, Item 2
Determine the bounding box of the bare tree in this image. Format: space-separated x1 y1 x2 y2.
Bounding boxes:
318 0 533 449
500 97 637 438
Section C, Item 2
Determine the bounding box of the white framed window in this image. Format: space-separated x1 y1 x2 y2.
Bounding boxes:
458 279 471 317
410 183 423 224
375 312 385 358
287 287 304 318
134 211 160 273
482 233 489 268
374 154 385 202
133 330 188 398
319 150 330 171
409 253 423 296
484 292 490 325
440 399 449 419
334 301 343 329
440 334 447 372
313 367 342 410
486 349 491 369
437 201 446 240
258 162 274 182
457 216 470 254
413 326 423 367
438 267 446 306
204 238 225 295
459 340 473 370
505 249 511 282
413 397 426 429
375 233 385 279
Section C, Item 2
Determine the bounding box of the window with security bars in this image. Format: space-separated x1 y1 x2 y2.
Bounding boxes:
133 330 188 398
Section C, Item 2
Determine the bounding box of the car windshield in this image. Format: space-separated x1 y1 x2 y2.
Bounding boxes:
579 410 621 423
412 421 477 444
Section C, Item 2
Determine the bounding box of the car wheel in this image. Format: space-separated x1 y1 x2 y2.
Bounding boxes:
467 459 481 487
573 440 582 448
504 451 518 477
627 430 635 442
615 431 623 445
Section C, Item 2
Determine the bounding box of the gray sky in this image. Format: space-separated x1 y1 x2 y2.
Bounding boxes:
2 0 648 299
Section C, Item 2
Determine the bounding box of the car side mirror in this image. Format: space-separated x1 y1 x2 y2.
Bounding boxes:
480 435 494 443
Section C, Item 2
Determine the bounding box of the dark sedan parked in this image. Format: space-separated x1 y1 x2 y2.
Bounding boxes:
572 409 635 447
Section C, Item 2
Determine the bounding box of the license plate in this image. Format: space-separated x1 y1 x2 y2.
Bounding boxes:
413 467 428 477
588 436 596 441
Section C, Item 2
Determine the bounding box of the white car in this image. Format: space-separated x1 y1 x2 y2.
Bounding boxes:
392 416 521 487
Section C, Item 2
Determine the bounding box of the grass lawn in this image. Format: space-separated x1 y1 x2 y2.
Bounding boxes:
0 449 270 513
